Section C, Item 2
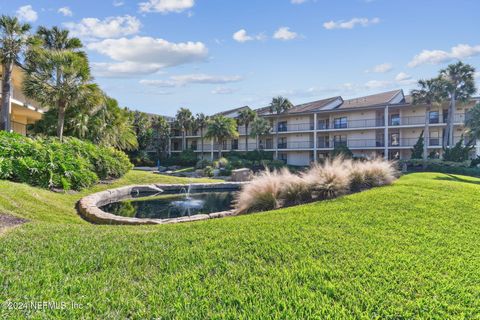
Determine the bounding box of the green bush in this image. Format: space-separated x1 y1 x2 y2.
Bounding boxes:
331 144 353 158
179 149 197 166
0 132 132 190
195 159 212 169
204 166 214 177
443 137 474 162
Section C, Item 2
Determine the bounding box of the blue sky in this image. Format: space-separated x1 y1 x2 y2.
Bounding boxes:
3 0 480 116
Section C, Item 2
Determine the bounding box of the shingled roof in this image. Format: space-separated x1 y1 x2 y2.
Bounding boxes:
338 89 404 109
255 96 342 116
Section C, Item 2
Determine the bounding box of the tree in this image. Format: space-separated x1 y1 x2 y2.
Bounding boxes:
466 103 480 145
249 116 271 150
205 115 238 158
195 113 208 159
439 62 476 148
36 26 83 53
269 96 293 159
237 108 256 152
175 108 193 151
410 130 424 159
0 15 31 132
23 49 102 141
131 111 153 151
150 115 170 161
411 78 445 159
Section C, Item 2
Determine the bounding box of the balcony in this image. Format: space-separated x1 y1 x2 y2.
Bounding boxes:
275 123 314 132
389 114 465 126
0 87 43 111
317 139 385 149
278 141 314 149
389 138 444 147
317 118 384 130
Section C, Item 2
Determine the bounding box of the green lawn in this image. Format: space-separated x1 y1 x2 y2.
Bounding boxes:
1 172 480 318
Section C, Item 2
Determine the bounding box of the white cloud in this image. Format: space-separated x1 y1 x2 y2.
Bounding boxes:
408 44 480 67
16 5 38 22
395 72 411 82
291 0 307 3
365 80 391 89
88 36 208 71
232 29 264 43
323 17 380 30
273 27 299 41
113 0 125 6
366 63 392 73
212 87 235 94
58 7 73 17
140 74 242 87
139 0 194 13
91 62 164 77
64 15 141 39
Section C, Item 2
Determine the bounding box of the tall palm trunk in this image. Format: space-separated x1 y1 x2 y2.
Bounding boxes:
275 116 279 159
245 123 249 152
423 105 430 160
182 129 186 150
256 134 259 150
448 93 456 148
57 101 66 141
218 139 222 158
0 62 13 132
200 127 204 159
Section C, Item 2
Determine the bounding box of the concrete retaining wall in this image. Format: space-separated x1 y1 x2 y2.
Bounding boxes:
77 182 246 225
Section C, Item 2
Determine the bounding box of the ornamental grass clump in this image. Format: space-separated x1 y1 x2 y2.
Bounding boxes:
303 158 351 200
235 169 284 214
235 157 398 214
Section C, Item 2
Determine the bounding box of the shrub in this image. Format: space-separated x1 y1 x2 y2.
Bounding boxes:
303 158 351 200
443 136 474 162
331 144 353 158
471 156 480 168
218 157 229 168
204 166 214 177
278 168 312 206
179 149 197 166
355 158 398 188
410 131 424 159
0 132 132 190
235 170 284 214
195 159 212 169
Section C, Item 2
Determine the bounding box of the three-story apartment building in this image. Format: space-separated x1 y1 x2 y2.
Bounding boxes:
169 89 480 166
0 65 45 135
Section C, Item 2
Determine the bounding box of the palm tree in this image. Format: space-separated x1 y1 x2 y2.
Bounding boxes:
0 15 31 132
269 96 294 158
23 50 102 141
439 62 476 148
195 113 208 158
36 26 83 52
249 116 271 150
175 108 193 151
205 115 238 158
237 108 256 152
411 78 445 160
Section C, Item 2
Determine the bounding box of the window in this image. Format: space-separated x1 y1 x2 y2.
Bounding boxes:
190 141 197 150
278 137 287 149
333 135 347 147
278 121 287 132
443 109 449 123
334 117 347 129
279 153 287 162
429 111 439 124
222 141 228 150
390 133 400 146
318 119 329 129
232 139 238 150
318 136 330 148
390 114 400 126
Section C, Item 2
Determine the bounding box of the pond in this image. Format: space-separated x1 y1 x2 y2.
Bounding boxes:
100 189 237 220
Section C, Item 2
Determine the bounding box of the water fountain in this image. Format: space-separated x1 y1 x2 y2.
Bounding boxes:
170 183 205 217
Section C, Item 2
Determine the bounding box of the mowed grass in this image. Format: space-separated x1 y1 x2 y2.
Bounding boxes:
1 172 480 318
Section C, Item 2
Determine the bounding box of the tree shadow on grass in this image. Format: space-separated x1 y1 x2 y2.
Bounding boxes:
434 174 480 186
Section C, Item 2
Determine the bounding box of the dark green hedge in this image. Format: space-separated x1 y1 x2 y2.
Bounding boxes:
0 132 132 190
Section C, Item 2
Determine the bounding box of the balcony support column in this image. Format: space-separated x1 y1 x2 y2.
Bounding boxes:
384 105 389 160
313 113 317 163
168 137 172 157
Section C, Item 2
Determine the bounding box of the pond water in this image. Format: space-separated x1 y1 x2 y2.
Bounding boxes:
100 189 237 220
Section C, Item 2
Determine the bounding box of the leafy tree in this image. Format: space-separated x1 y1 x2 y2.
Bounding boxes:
175 107 193 151
195 113 208 158
439 62 476 148
443 135 474 162
131 111 153 151
410 130 424 159
331 144 353 158
237 108 256 151
269 96 293 159
466 103 480 145
205 115 238 158
0 15 31 132
249 116 271 150
150 115 170 161
23 49 102 141
411 78 445 159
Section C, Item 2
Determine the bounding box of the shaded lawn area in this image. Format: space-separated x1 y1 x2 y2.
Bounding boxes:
1 172 480 318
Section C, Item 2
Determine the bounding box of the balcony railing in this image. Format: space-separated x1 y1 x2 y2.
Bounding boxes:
317 118 384 130
278 141 314 149
317 139 385 149
276 123 314 132
389 114 465 126
388 137 468 147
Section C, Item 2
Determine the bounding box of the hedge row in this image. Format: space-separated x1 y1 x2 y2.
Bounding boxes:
0 132 132 190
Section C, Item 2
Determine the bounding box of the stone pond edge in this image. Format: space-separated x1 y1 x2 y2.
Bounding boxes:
77 182 248 225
